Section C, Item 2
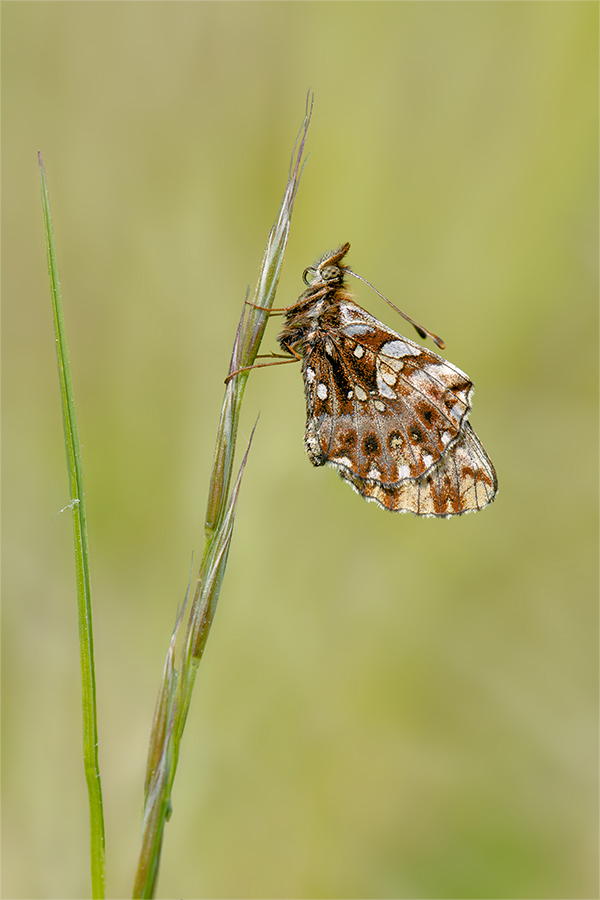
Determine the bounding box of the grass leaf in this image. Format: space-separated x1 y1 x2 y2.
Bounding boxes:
39 152 106 900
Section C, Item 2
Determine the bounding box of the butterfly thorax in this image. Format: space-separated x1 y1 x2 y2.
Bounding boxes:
277 282 352 358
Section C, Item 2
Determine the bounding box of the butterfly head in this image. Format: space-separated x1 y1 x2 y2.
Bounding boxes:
303 242 351 286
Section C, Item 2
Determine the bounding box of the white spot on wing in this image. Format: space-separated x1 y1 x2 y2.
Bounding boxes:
306 367 316 383
381 340 421 358
397 464 411 479
378 381 397 399
353 344 365 358
343 324 375 336
374 400 385 412
354 385 368 401
317 383 328 400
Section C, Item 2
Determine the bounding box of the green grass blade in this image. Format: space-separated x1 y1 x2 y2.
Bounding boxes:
38 153 106 900
133 94 313 898
133 425 256 899
205 92 313 535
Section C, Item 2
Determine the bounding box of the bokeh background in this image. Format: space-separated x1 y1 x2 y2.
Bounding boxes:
3 3 598 898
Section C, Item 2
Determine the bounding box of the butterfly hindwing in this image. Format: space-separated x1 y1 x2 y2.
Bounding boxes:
339 422 497 517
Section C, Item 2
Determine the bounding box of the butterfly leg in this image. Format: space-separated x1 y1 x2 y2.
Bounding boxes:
225 346 300 383
244 300 287 314
244 284 329 315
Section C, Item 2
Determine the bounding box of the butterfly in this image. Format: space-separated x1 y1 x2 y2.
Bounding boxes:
276 242 497 517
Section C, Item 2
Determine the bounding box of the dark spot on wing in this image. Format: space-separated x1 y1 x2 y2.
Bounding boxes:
417 405 434 425
340 430 357 448
363 434 380 455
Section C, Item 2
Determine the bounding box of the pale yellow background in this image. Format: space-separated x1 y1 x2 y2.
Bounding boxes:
3 3 598 898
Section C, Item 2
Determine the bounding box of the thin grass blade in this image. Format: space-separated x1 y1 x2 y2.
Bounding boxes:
134 93 313 898
38 152 106 900
133 424 257 899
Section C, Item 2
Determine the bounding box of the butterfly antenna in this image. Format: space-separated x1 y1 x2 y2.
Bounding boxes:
346 269 445 350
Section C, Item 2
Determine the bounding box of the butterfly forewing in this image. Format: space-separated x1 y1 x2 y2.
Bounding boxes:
278 243 497 517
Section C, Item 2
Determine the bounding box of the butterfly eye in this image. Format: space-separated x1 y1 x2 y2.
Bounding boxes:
319 265 342 283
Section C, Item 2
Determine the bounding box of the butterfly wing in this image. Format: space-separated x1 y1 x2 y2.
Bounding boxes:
302 301 474 485
340 422 498 517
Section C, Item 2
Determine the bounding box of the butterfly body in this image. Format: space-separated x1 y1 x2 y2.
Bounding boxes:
278 243 497 517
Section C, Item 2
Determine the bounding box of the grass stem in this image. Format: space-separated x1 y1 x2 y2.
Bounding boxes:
132 94 313 899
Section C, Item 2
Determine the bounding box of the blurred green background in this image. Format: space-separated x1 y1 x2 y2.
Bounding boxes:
3 3 598 898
